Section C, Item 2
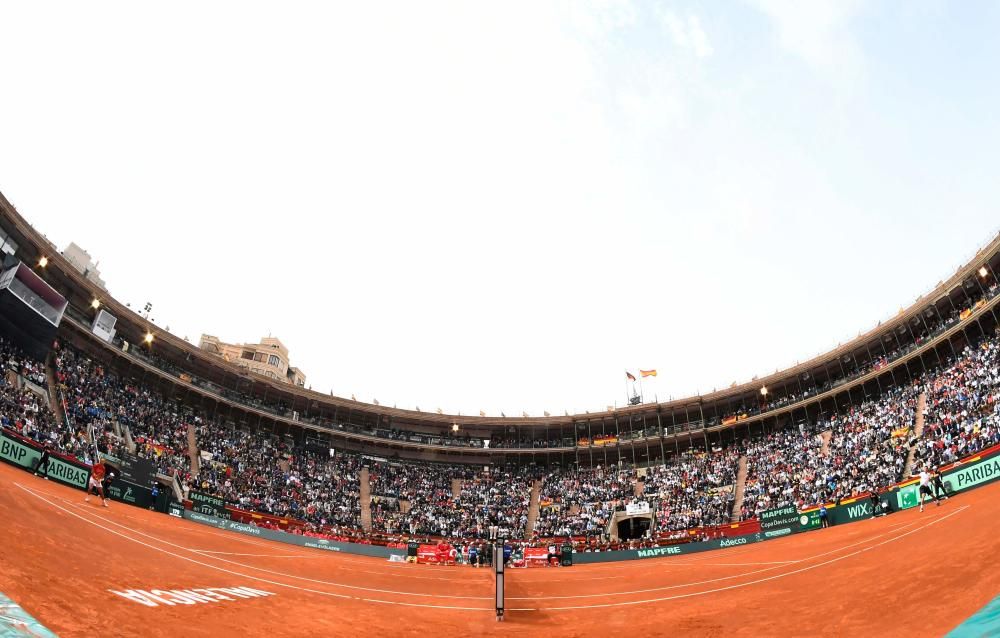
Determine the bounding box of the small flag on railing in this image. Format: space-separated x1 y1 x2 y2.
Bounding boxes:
626 371 637 382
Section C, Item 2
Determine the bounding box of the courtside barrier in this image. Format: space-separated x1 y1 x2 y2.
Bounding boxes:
182 510 405 559
105 478 154 508
0 427 90 490
176 444 1000 566
573 534 762 564
189 490 231 519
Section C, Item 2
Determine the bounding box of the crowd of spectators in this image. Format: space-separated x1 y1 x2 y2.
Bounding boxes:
643 447 740 531
533 465 636 537
0 337 88 459
450 466 537 539
917 338 1000 468
194 420 362 529
55 343 190 477
6 310 1000 545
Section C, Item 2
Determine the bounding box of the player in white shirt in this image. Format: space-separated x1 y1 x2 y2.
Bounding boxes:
915 467 941 512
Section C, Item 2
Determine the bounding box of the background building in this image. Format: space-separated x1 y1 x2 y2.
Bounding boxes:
199 334 307 386
61 242 106 290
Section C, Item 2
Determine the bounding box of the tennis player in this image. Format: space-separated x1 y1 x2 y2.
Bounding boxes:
85 460 110 507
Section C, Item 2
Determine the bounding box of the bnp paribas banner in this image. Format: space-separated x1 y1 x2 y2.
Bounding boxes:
0 429 90 489
944 454 1000 493
893 451 1000 510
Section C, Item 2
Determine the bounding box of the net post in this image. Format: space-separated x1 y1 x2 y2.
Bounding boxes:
494 539 505 621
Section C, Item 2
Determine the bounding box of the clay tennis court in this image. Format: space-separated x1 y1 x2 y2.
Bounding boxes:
1 460 996 637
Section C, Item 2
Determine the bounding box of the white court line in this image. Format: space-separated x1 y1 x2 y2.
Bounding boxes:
20 484 493 601
63 494 478 583
506 516 924 601
14 483 494 612
18 481 961 614
507 505 970 611
189 551 313 558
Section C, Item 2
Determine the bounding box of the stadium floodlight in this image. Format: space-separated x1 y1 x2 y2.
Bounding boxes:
144 332 154 344
37 256 48 268
91 299 101 309
452 423 460 433
980 266 989 278
760 386 768 397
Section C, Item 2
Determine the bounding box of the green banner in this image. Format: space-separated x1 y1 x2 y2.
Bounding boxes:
759 505 798 530
830 498 874 525
946 456 1000 493
106 478 153 508
896 484 922 510
0 430 90 489
190 489 230 519
798 510 821 531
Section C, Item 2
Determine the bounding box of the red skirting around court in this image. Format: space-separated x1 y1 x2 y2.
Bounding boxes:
0 460 996 637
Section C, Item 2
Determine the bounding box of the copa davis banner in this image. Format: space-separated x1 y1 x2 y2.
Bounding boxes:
182 510 404 559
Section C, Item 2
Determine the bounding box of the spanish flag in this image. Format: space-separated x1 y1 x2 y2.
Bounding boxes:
626 371 637 382
641 369 657 378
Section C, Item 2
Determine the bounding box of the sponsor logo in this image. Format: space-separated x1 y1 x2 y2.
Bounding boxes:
636 546 682 558
304 542 342 552
763 528 792 539
953 458 1000 490
846 502 873 519
799 515 808 526
109 586 276 607
227 522 261 536
718 537 747 548
0 438 32 464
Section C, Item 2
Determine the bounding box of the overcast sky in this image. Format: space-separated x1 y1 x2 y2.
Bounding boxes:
1 1 998 416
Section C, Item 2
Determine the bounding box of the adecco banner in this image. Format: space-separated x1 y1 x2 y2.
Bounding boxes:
0 429 90 489
182 510 404 560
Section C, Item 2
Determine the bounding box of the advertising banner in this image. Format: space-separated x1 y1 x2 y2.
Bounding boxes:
758 504 802 538
183 510 402 559
943 455 1000 493
0 429 90 489
626 502 651 516
524 547 550 567
189 490 230 519
105 478 153 508
798 509 822 531
830 497 875 525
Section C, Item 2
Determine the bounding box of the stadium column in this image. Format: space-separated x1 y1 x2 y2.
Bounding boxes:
655 410 665 463
899 313 927 381
664 409 681 462
697 400 707 452
940 293 963 361
861 338 885 395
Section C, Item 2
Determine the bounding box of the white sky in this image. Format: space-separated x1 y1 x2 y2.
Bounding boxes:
1 1 998 416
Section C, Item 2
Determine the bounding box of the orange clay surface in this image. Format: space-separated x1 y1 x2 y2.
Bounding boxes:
1 458 997 638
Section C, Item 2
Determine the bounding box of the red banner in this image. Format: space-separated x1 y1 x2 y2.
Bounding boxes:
523 547 551 567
